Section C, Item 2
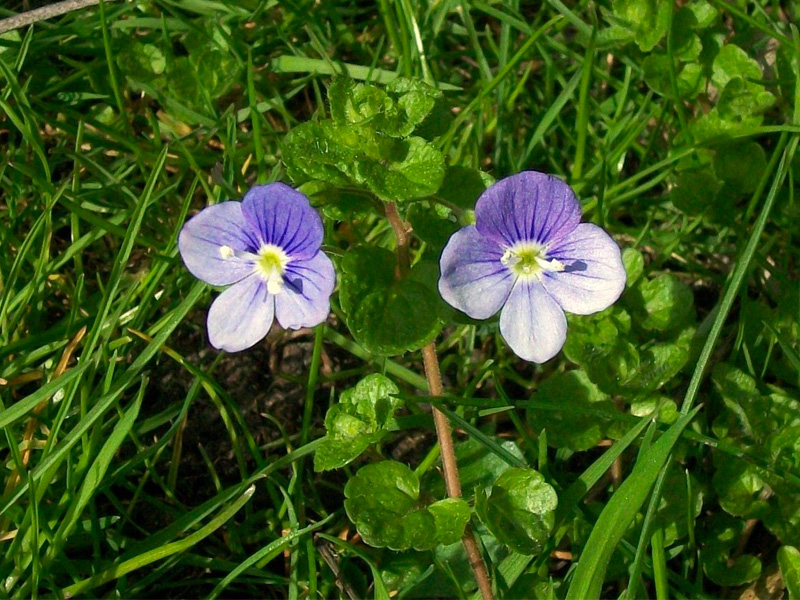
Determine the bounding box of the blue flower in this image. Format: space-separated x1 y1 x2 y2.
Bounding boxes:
178 182 335 352
438 171 626 363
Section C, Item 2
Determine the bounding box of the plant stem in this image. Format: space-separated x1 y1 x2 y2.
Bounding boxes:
384 201 494 600
422 344 495 600
384 202 410 277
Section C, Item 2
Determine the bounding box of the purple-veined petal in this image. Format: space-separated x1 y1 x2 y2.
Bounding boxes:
242 182 323 259
178 202 260 286
275 251 336 330
499 279 567 363
475 171 581 247
438 226 515 320
207 275 274 352
542 223 626 315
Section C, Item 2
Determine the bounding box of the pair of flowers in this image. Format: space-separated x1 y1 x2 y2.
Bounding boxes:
178 172 627 363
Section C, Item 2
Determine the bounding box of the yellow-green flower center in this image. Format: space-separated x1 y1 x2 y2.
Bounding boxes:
501 242 565 280
254 244 290 294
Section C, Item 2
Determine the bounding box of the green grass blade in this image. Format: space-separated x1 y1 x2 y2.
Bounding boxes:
565 406 701 600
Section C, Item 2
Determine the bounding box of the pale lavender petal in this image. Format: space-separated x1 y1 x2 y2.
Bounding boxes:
475 171 581 247
542 223 626 315
275 251 336 330
438 226 515 319
207 275 274 352
178 202 260 285
242 182 323 259
499 280 567 363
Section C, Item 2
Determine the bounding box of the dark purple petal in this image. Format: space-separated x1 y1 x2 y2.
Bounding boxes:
207 275 274 352
438 226 514 319
542 223 626 315
178 202 260 285
241 182 323 259
475 171 581 247
499 279 567 363
275 251 336 330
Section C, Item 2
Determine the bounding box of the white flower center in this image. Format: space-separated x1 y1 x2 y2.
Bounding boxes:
501 242 564 280
219 245 235 259
254 244 290 294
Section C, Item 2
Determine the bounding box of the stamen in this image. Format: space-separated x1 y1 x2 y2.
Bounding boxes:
254 244 290 294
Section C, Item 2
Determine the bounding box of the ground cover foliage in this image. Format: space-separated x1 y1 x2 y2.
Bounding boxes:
1 0 800 598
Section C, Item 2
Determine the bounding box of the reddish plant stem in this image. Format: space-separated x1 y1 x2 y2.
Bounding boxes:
385 201 494 600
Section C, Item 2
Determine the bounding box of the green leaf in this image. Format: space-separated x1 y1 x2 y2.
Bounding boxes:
385 77 442 135
642 55 704 98
339 246 442 355
475 468 557 555
338 246 396 317
282 121 358 186
778 546 800 600
622 248 645 288
611 0 670 51
713 142 768 194
711 44 763 90
669 168 723 216
565 407 701 600
425 438 525 498
529 370 615 451
350 279 442 355
718 77 776 120
437 166 492 209
314 374 401 472
630 274 695 333
344 461 470 551
407 203 459 249
358 136 446 202
705 554 762 587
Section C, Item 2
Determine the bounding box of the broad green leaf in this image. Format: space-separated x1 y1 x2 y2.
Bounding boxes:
622 247 645 288
630 396 678 425
642 55 704 98
350 279 442 355
339 246 442 355
702 515 762 586
436 166 492 209
282 121 358 186
711 44 763 89
714 143 767 194
670 168 723 215
630 274 695 333
407 203 459 249
778 546 800 600
685 0 718 28
565 407 700 600
565 308 641 393
611 0 669 51
358 136 445 202
329 77 394 128
712 452 765 517
385 77 442 135
626 329 693 392
705 555 762 587
338 246 396 317
425 438 526 498
718 77 776 120
529 370 615 451
314 374 401 471
475 468 557 555
344 461 470 551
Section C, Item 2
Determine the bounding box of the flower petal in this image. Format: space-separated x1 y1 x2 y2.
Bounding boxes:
207 275 274 352
275 251 336 330
475 171 581 247
178 202 259 285
499 280 567 363
438 226 515 320
542 223 626 315
242 182 323 259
